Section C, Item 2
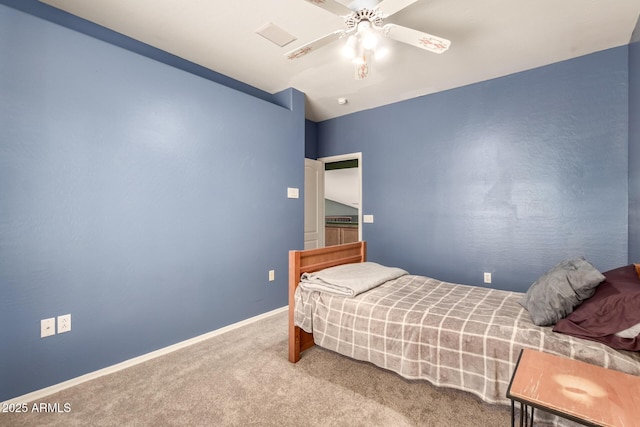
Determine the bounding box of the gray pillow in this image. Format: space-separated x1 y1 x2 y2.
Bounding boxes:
519 257 605 326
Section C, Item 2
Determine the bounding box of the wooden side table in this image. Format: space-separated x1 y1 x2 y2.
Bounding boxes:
507 348 640 427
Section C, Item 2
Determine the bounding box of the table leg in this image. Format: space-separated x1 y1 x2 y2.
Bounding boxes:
510 400 533 427
529 407 534 426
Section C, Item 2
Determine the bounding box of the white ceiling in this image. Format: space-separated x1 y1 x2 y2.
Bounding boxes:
40 0 640 122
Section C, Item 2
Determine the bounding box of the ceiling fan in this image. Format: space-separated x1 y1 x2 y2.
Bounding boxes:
285 0 451 80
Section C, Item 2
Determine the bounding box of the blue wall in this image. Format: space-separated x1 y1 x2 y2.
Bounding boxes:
0 0 275 105
629 18 640 262
1 0 637 403
318 47 629 292
0 4 304 401
305 119 319 159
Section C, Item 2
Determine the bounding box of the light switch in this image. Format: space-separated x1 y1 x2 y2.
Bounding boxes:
287 187 299 199
363 215 374 223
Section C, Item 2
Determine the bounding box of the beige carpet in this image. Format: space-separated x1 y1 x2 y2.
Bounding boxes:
1 310 514 426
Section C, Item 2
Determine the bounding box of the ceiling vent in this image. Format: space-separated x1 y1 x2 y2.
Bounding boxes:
256 22 297 47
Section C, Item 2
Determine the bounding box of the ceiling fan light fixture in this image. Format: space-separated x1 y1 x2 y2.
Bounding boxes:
352 56 366 65
351 42 366 65
352 52 367 65
357 21 378 51
362 32 378 50
361 32 378 50
374 46 389 60
342 35 358 59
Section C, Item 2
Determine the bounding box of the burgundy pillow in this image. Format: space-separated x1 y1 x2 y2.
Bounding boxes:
553 265 640 351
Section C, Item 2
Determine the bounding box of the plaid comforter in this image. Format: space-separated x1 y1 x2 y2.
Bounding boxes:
294 274 640 406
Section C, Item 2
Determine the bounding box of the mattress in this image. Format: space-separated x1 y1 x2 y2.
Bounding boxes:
294 274 640 406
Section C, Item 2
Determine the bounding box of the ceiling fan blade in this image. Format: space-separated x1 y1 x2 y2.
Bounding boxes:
304 0 353 16
375 0 418 17
355 61 369 80
285 30 346 60
383 24 451 54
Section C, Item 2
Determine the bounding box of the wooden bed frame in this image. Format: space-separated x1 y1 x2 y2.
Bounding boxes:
288 241 367 363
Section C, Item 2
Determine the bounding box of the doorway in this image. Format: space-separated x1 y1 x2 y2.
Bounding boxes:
319 153 362 246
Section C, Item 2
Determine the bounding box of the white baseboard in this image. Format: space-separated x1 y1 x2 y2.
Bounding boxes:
2 306 287 405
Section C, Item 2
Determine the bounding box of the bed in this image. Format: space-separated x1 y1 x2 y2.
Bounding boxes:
288 241 640 410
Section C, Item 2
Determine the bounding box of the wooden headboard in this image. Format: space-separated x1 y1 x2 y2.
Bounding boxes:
288 241 367 362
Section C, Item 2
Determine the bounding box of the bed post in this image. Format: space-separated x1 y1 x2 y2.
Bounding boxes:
288 241 367 363
288 250 304 363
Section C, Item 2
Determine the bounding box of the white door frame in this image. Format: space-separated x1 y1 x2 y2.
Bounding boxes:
318 152 363 242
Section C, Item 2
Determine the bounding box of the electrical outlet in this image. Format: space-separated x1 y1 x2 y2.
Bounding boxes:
268 270 275 282
41 318 56 338
58 314 71 333
484 272 492 284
